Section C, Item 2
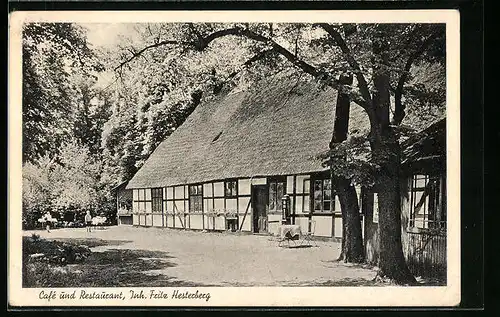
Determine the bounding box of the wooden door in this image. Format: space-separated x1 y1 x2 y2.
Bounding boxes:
252 185 268 233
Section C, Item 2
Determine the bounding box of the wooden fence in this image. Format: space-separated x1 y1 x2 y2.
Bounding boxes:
404 230 447 280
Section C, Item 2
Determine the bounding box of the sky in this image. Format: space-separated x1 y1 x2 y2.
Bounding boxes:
79 23 136 90
80 23 130 49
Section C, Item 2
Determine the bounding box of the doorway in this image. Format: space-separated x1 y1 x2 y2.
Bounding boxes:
252 185 268 233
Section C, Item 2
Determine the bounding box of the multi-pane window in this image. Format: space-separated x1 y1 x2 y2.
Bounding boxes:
132 188 151 214
225 180 238 197
303 179 310 212
269 179 285 211
189 184 203 213
151 188 163 213
313 178 332 212
409 175 446 230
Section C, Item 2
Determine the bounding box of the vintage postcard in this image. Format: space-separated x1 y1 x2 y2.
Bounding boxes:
8 9 460 307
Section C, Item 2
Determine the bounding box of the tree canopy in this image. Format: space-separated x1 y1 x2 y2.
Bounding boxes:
22 23 104 163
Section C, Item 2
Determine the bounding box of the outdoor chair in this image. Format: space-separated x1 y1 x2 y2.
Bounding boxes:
300 219 318 247
278 230 299 248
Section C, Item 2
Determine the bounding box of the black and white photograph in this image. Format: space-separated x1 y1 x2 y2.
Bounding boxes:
8 10 461 307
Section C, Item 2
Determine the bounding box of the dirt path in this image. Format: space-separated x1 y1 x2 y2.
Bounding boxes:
24 226 378 286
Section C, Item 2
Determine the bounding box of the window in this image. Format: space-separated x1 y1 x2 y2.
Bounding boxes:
269 179 286 211
133 188 150 214
409 175 446 230
303 179 310 212
151 188 163 213
225 180 238 197
313 178 332 212
189 184 203 213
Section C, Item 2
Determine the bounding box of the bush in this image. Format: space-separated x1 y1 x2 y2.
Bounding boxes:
22 143 118 229
23 235 94 287
23 236 91 266
22 159 53 230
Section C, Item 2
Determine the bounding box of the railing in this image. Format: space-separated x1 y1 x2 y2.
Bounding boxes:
204 209 238 218
205 209 239 231
410 218 447 230
404 228 446 280
117 209 133 216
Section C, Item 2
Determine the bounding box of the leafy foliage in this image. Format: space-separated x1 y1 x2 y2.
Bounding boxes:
319 133 378 187
22 158 53 229
22 23 104 163
22 142 113 229
401 61 446 131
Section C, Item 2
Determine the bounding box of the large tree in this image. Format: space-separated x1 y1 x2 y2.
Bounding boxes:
22 22 104 163
22 23 118 227
330 72 364 263
111 23 445 284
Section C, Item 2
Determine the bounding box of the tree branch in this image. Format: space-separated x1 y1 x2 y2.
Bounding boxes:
392 30 441 125
317 23 372 108
222 48 277 84
191 26 373 105
113 39 188 72
114 25 371 106
191 27 320 73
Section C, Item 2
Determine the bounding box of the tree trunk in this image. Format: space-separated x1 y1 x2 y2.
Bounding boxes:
371 31 416 284
337 198 347 261
330 73 365 263
336 177 364 263
375 142 416 284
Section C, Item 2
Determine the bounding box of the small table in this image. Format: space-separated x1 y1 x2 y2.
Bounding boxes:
278 224 301 247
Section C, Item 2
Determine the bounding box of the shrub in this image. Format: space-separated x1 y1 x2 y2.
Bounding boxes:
22 159 53 229
22 236 93 287
22 142 115 229
23 236 92 266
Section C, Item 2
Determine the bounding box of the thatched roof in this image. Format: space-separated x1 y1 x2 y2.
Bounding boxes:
126 71 370 189
402 118 446 173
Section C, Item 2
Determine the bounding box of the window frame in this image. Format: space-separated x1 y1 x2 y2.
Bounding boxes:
224 179 238 198
151 188 163 214
312 176 334 213
302 178 311 213
408 174 446 231
268 177 286 213
189 184 204 213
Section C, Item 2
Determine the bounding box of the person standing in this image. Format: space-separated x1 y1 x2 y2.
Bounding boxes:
44 211 52 233
85 211 92 232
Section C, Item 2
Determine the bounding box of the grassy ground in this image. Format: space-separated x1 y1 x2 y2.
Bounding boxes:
22 226 445 287
23 236 210 287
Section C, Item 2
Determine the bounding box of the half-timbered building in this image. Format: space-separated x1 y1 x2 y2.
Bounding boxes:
125 72 370 238
124 72 447 279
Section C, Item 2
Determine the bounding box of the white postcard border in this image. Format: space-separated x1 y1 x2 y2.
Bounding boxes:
8 9 461 307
